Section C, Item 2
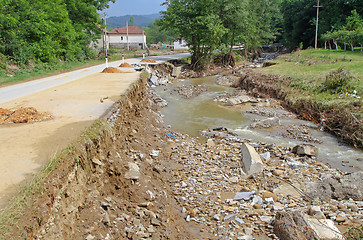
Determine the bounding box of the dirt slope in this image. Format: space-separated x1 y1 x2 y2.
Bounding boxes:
3 78 209 239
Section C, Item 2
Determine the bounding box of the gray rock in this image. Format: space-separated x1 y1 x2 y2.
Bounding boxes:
241 143 264 175
292 144 318 156
225 95 254 106
234 191 255 201
172 67 182 77
250 117 280 129
124 162 140 180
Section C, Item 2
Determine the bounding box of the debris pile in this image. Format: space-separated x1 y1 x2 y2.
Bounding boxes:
140 59 157 63
0 107 52 124
119 63 133 68
101 67 123 73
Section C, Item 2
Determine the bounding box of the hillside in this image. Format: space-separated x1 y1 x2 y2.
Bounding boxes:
107 13 160 29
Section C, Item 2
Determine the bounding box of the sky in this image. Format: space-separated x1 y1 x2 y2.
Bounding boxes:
103 0 166 17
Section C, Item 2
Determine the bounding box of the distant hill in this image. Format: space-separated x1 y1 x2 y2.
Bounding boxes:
107 13 160 30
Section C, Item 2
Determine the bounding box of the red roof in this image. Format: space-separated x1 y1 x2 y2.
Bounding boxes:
109 26 144 34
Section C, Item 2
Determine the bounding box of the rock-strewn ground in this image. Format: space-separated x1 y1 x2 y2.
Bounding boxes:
2 64 362 240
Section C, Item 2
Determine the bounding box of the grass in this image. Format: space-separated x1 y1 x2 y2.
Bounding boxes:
260 49 363 106
0 48 152 87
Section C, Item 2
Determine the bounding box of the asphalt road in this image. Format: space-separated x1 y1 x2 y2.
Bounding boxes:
0 53 190 104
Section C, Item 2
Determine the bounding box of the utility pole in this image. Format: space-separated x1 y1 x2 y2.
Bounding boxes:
314 0 322 49
103 13 108 68
126 21 129 51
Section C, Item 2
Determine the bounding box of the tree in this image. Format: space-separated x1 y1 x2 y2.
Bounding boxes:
159 0 227 69
129 16 136 26
143 20 177 44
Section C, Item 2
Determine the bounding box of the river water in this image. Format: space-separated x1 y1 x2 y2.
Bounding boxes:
155 75 363 173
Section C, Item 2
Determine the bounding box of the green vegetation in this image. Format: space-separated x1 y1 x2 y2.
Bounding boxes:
261 49 362 96
143 20 177 45
260 49 362 147
159 0 279 69
279 0 362 49
344 225 363 240
0 0 115 83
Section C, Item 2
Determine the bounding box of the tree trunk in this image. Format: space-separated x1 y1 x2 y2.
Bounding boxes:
350 43 354 51
344 42 346 51
324 41 327 49
329 41 331 49
333 40 338 51
360 43 362 51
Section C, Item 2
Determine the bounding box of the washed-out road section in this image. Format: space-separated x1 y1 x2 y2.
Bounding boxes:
0 54 190 209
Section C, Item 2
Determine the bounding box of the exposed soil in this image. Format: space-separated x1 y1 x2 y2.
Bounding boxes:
140 59 157 63
2 78 209 240
101 67 123 73
119 63 133 68
0 107 52 124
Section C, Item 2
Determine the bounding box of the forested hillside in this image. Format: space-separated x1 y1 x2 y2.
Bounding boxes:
107 13 160 29
0 0 114 66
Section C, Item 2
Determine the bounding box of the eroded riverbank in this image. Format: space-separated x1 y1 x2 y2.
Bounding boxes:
1 64 362 240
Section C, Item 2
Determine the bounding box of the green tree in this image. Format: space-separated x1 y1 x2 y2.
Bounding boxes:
129 16 136 26
160 0 227 69
143 20 177 44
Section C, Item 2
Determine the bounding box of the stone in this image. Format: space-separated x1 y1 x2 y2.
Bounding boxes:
207 139 216 147
91 158 103 166
229 176 239 183
335 216 346 223
124 162 140 180
260 152 271 161
292 144 318 156
347 202 358 212
260 215 274 224
261 191 277 202
86 234 95 240
308 206 325 219
304 215 344 240
253 204 262 209
250 117 280 129
172 66 182 77
223 214 236 221
241 143 264 175
273 169 284 176
238 235 253 240
225 95 253 106
234 192 255 201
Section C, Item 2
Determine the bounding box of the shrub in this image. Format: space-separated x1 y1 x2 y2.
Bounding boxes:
322 68 354 93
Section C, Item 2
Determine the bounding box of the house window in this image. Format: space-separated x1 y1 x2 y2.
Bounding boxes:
121 36 124 40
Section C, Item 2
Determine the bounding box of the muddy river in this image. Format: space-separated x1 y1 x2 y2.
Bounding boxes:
155 75 363 172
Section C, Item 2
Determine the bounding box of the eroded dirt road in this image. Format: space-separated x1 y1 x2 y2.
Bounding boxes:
0 71 140 208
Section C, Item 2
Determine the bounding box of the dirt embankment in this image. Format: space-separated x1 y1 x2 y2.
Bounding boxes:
232 69 362 149
2 78 207 239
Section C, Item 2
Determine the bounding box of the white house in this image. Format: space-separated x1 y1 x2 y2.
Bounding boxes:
173 38 188 50
108 26 146 49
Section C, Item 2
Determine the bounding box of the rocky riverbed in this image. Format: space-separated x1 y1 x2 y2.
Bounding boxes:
6 63 362 240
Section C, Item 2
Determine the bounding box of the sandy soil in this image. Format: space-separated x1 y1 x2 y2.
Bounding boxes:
0 72 140 209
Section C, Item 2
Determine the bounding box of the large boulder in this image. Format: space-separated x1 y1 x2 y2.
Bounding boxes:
292 144 318 156
241 143 264 175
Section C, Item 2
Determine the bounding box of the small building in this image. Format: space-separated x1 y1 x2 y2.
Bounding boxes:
108 26 146 49
173 38 188 50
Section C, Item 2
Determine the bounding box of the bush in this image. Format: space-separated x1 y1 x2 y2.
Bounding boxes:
322 68 354 93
